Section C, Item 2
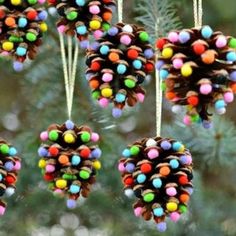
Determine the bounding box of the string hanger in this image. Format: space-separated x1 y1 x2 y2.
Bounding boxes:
193 0 203 27
58 31 79 120
117 0 123 22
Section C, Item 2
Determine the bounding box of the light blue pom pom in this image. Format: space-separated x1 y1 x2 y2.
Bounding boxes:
16 47 27 56
122 148 130 157
115 93 126 103
117 64 127 74
100 45 109 55
137 174 146 184
9 147 17 156
76 0 85 6
72 155 81 165
170 159 179 169
153 207 164 217
76 25 87 35
215 100 226 109
160 69 169 80
133 60 142 69
18 18 27 28
226 51 236 62
70 185 80 194
152 178 162 188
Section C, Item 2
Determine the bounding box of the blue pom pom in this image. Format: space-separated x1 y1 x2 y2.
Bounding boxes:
133 60 142 69
201 25 213 39
152 178 162 188
90 42 100 50
170 159 179 169
117 64 127 74
160 140 171 150
153 207 164 217
91 148 102 159
179 31 190 43
13 61 23 72
108 27 118 36
65 120 75 129
230 71 236 81
156 60 165 70
144 48 154 59
80 40 89 49
76 0 85 6
100 45 109 55
126 163 135 173
38 10 48 21
180 155 188 165
226 51 236 62
112 108 122 118
172 141 182 151
9 147 17 156
122 148 130 157
67 199 77 209
70 185 80 194
115 93 126 103
202 120 212 129
76 25 87 35
137 174 146 183
215 100 226 109
4 162 14 171
157 222 167 232
38 147 48 157
18 18 27 28
160 69 169 80
72 155 81 165
16 47 27 56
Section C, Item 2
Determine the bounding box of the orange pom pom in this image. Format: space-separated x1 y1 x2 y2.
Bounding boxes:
108 52 119 62
5 17 15 27
165 91 176 100
89 79 100 89
160 166 170 176
58 155 69 164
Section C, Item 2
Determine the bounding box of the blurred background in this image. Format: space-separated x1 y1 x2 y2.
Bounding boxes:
1 0 236 235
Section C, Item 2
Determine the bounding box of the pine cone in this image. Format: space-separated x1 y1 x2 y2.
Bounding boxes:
0 138 21 216
48 0 115 45
118 137 193 232
157 25 236 128
0 1 47 71
86 23 155 117
38 120 102 208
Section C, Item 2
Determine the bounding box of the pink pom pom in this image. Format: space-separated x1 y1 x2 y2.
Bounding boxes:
46 164 55 173
200 84 212 95
118 162 125 172
186 155 193 165
183 115 192 126
38 0 46 4
166 187 177 196
168 32 179 43
173 58 183 69
136 93 145 103
89 5 100 14
14 161 21 171
134 207 143 217
120 35 132 45
0 206 6 216
102 73 113 82
91 132 100 142
57 25 65 33
93 30 103 39
170 212 181 222
99 98 109 108
224 92 234 103
216 36 227 48
54 189 63 195
1 51 9 56
40 131 48 141
147 149 159 159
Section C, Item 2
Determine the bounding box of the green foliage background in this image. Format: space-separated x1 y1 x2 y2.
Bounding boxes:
0 0 236 235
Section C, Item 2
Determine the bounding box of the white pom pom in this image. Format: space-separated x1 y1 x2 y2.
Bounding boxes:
172 105 182 114
146 138 157 147
216 107 226 115
124 188 134 198
5 187 15 197
48 7 57 16
122 24 133 33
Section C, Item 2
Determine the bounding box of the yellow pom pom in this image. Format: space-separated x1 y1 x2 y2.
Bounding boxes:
64 133 76 144
93 160 101 170
11 0 21 5
2 41 14 51
40 22 48 32
178 145 185 152
181 64 192 77
38 159 46 169
56 179 67 189
166 202 178 212
162 47 173 59
101 88 113 97
89 20 101 30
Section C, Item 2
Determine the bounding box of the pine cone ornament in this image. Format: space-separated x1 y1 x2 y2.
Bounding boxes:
118 137 193 232
0 0 48 71
0 138 21 216
48 0 116 47
86 23 155 117
38 120 102 208
156 25 236 128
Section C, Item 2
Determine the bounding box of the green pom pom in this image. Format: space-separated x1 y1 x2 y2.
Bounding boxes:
139 32 149 42
191 114 200 123
28 0 37 4
179 204 188 213
79 170 90 179
0 144 9 154
66 11 78 21
49 130 59 141
130 145 140 155
26 32 37 42
229 38 236 48
62 174 75 180
92 91 100 99
143 193 155 202
102 23 110 31
124 79 136 88
81 131 91 142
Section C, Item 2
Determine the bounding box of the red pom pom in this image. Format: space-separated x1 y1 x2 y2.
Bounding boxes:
178 175 189 185
49 146 59 156
156 38 167 50
91 61 101 71
124 176 134 186
187 96 199 106
27 10 38 21
5 175 16 184
127 49 139 60
80 147 91 158
193 43 206 55
145 62 154 72
44 173 54 182
140 163 152 174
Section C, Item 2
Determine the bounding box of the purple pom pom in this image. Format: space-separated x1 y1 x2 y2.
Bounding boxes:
13 61 23 72
126 163 135 173
65 120 75 130
90 42 100 50
66 199 77 209
108 27 118 36
91 148 102 159
160 140 171 150
144 48 154 59
157 222 167 232
155 60 165 70
112 108 122 118
80 40 89 49
202 120 212 129
4 162 14 171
